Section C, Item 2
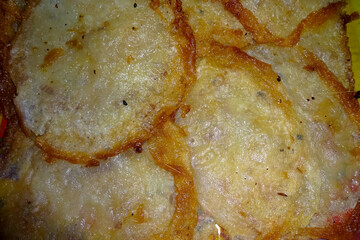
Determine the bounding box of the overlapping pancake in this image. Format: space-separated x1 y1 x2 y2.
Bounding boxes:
0 128 176 239
176 1 360 239
177 43 322 238
9 0 195 164
1 0 360 239
0 121 198 240
246 43 360 230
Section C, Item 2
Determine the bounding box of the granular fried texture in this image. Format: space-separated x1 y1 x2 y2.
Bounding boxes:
1 0 360 239
10 0 195 164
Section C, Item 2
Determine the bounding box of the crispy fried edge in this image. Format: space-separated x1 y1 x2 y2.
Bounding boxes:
219 0 345 47
199 41 293 117
301 47 360 130
148 120 198 240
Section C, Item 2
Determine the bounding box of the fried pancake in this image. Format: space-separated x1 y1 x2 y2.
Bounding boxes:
176 2 360 239
177 44 322 238
245 44 360 236
9 0 194 164
0 129 176 239
1 0 360 239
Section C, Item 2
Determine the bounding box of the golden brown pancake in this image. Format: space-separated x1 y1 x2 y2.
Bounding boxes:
9 0 195 164
1 0 360 239
0 129 176 239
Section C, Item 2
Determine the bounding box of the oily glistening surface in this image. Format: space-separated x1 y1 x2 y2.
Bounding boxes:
1 0 360 239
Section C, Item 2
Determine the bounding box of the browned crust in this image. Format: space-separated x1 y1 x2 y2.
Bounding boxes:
25 0 197 165
342 12 360 91
301 48 360 130
148 121 198 240
35 106 175 165
219 0 345 47
170 0 197 97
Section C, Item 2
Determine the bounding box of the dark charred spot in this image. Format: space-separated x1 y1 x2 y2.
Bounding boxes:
354 91 360 99
135 142 143 153
134 3 137 8
277 192 288 197
311 97 315 100
342 12 360 24
123 100 128 106
93 70 96 74
55 4 58 8
277 75 281 82
135 146 142 153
